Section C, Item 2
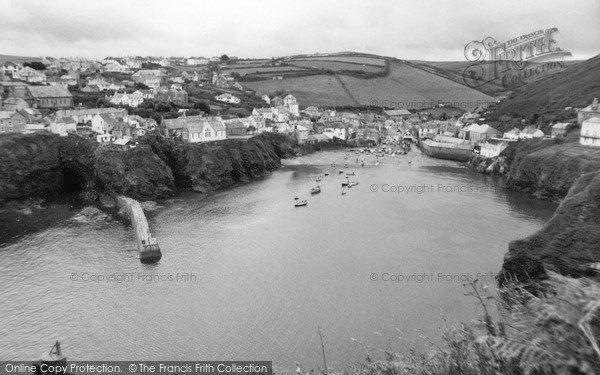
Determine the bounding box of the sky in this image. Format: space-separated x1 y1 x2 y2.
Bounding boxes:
1 0 599 61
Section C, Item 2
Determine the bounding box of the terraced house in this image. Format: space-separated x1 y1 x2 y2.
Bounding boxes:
162 116 226 143
0 110 27 133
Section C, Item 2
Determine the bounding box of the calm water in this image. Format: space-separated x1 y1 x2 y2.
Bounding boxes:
0 148 557 371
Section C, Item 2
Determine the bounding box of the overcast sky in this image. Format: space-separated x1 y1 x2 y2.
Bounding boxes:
1 0 598 61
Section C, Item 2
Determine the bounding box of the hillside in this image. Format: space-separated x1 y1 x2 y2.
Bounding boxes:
410 60 581 97
0 54 44 65
243 59 492 110
487 54 600 120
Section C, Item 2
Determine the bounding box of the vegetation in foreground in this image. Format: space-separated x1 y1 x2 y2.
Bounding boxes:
344 274 600 375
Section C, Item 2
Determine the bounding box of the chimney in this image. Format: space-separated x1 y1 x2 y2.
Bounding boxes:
592 97 599 110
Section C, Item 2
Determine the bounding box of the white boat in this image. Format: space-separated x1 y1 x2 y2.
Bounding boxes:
295 200 308 207
316 176 322 182
346 172 355 176
341 189 346 195
311 186 321 194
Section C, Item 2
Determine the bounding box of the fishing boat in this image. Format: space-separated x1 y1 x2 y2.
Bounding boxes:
295 199 308 207
311 185 321 194
40 341 67 373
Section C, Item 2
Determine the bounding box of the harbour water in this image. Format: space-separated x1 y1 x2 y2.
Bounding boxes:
0 148 557 371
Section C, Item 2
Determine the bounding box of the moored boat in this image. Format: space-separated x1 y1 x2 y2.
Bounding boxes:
295 200 308 207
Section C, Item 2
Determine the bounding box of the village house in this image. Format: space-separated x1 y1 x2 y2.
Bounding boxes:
578 98 600 125
215 93 241 104
384 109 411 120
86 77 111 91
45 115 77 136
293 125 309 144
155 89 188 105
81 84 101 93
162 115 227 143
103 61 129 73
465 124 501 143
580 117 600 146
132 70 168 88
27 86 73 109
2 97 30 111
261 94 270 104
480 140 509 158
14 66 47 83
283 94 299 116
307 133 330 144
519 126 544 139
503 127 521 140
109 92 144 108
0 110 27 133
224 119 247 137
303 106 320 118
551 123 570 138
91 112 126 135
19 107 43 122
96 133 115 143
55 108 128 125
186 58 209 66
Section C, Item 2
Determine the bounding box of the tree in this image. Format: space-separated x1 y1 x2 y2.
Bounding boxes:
220 54 230 61
24 61 47 71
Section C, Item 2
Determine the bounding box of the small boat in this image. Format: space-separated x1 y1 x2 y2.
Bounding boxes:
341 189 346 195
346 172 355 176
341 179 349 187
295 200 308 207
344 163 348 168
311 186 321 194
339 170 344 174
324 172 329 176
316 176 322 182
294 196 299 200
349 180 358 187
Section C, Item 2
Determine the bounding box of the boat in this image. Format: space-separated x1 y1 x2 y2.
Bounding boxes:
349 180 358 187
344 163 348 168
341 189 346 195
316 176 322 182
311 186 321 194
339 170 344 174
295 200 308 207
346 172 355 176
341 179 349 187
324 172 329 176
40 341 67 372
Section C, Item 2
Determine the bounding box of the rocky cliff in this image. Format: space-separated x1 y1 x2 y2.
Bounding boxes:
493 138 600 285
0 132 297 204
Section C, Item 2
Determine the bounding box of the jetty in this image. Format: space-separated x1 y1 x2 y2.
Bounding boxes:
117 196 162 263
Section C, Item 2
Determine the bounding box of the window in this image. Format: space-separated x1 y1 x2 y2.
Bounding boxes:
205 128 212 138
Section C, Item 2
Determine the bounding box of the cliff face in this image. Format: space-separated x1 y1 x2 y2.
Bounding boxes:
0 132 296 203
499 169 600 285
143 132 296 193
502 139 600 201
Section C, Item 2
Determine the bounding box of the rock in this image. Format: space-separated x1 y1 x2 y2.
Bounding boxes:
499 170 600 286
71 206 109 223
139 201 164 211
